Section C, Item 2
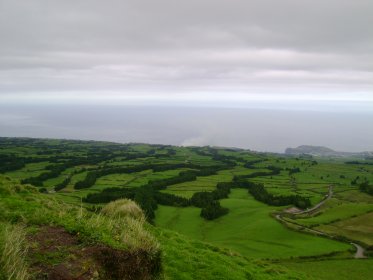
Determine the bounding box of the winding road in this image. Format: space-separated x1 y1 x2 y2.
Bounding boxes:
292 185 333 215
275 185 366 259
351 243 367 259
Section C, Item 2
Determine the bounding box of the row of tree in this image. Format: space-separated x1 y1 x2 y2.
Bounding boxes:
19 148 168 186
287 167 301 175
243 159 264 169
0 154 26 173
346 161 373 166
75 163 228 190
83 164 232 220
0 153 57 174
22 164 68 186
84 185 230 221
246 181 311 209
54 176 71 191
21 153 117 187
234 165 282 181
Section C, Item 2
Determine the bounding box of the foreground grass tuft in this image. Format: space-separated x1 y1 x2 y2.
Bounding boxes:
0 176 162 279
0 224 29 280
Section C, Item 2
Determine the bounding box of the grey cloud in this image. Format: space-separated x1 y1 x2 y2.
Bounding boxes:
2 0 372 51
1 0 373 97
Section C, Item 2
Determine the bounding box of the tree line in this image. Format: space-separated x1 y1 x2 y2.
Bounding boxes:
19 148 173 187
0 154 26 173
234 165 282 180
83 164 232 220
74 163 228 190
346 161 373 166
54 176 72 192
83 164 311 221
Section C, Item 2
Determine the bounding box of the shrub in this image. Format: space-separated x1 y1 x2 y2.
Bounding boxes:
101 199 145 221
200 201 229 220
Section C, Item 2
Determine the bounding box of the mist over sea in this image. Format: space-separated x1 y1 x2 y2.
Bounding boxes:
0 103 372 153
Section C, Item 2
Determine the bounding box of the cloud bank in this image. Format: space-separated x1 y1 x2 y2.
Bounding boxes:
0 0 372 105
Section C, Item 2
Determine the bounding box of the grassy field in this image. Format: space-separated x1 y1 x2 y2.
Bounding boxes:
316 211 373 246
156 189 351 258
1 137 373 279
153 227 310 280
5 161 51 179
283 259 373 280
161 171 233 198
295 200 373 227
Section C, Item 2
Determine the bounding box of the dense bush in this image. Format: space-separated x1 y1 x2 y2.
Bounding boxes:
234 166 281 181
200 201 229 220
288 167 301 175
346 161 373 165
74 171 97 189
243 159 263 169
211 182 231 199
154 192 190 207
191 192 214 207
359 181 373 195
0 154 25 173
54 176 71 191
84 187 136 204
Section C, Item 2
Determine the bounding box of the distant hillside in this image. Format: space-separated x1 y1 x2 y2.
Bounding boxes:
285 145 373 158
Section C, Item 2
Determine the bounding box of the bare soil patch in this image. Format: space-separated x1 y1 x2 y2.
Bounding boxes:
27 226 160 280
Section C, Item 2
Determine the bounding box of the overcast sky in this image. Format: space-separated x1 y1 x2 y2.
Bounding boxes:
0 1 372 151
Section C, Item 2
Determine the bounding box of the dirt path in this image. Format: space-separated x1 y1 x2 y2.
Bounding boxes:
293 185 333 215
351 243 367 259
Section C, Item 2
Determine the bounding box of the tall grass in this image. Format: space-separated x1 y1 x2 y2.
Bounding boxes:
101 199 145 220
83 213 159 254
0 224 29 280
80 199 159 254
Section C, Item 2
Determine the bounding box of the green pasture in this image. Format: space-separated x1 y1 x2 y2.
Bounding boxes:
295 200 373 227
334 189 373 203
161 171 233 198
283 259 373 280
1 137 372 277
317 211 373 246
5 161 51 180
155 189 351 259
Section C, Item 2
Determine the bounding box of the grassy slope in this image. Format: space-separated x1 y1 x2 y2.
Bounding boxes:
0 176 162 279
153 227 309 280
155 189 350 259
0 176 310 280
